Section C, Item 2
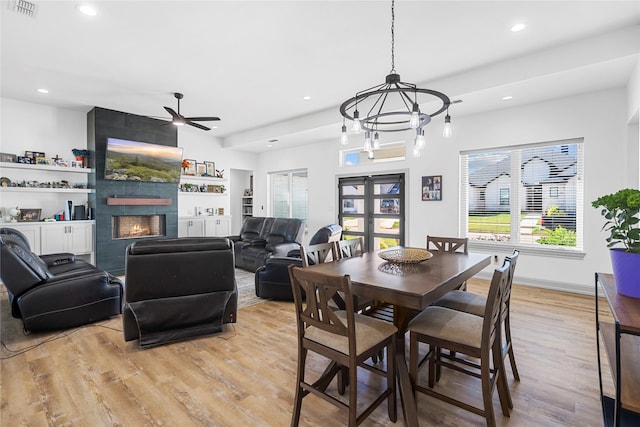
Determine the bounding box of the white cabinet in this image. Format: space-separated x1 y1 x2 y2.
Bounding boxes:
204 216 231 237
40 222 93 255
178 217 206 237
178 216 231 237
5 221 94 263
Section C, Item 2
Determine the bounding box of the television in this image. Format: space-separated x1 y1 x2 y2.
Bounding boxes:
104 138 183 183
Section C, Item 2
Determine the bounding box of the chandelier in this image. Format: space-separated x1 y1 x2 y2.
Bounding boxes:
339 0 453 159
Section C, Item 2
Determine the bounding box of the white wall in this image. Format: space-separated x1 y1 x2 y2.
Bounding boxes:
254 88 632 293
0 97 259 221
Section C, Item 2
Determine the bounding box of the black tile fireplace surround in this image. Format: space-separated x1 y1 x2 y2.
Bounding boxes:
88 107 178 275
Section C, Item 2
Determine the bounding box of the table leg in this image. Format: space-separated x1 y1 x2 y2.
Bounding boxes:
394 306 419 427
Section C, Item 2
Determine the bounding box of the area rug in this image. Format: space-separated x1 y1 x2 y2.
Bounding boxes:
235 268 269 308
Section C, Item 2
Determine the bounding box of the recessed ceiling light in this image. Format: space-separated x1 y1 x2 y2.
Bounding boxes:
511 23 525 32
77 4 97 16
303 96 311 100
502 96 513 101
37 88 49 94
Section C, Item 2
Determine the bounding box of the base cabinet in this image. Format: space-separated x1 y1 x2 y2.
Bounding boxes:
4 221 94 263
178 216 231 238
178 218 206 237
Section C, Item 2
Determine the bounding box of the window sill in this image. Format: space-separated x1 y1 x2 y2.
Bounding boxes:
468 241 586 260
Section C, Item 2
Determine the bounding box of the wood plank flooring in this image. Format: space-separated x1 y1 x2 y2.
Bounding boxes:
1 279 611 426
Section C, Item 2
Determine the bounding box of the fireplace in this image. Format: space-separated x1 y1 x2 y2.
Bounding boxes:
112 215 166 240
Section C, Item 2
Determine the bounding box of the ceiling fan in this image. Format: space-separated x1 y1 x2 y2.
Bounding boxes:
163 92 220 131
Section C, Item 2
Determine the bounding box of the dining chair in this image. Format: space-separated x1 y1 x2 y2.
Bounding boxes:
433 249 521 382
300 242 337 267
426 235 469 290
335 236 364 259
408 260 512 427
288 265 397 426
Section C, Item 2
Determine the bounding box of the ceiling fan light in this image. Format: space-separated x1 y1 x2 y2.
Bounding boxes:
173 119 185 126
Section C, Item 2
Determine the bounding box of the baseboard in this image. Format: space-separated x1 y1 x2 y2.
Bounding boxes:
473 271 594 296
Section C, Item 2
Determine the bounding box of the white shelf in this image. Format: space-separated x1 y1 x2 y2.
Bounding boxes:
180 175 227 183
0 161 94 174
0 187 94 194
178 192 226 196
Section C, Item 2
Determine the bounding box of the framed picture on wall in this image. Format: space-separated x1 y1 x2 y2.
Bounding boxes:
205 161 215 177
18 208 41 222
196 163 207 176
422 175 442 201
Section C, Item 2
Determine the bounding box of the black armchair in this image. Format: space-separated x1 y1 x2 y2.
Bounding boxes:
0 229 123 332
254 224 342 300
122 237 237 348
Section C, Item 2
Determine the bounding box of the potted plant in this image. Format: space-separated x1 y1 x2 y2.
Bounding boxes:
592 188 640 298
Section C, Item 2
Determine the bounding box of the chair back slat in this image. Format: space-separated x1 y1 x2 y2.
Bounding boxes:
501 250 520 322
483 260 511 349
426 235 468 254
300 242 337 268
336 237 364 259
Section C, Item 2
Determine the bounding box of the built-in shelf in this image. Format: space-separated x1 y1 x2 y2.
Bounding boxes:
0 187 94 193
180 175 227 183
0 161 94 173
178 192 226 196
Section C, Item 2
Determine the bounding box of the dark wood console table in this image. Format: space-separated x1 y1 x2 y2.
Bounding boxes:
595 272 640 427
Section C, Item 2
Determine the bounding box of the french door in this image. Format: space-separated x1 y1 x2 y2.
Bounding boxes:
338 174 405 251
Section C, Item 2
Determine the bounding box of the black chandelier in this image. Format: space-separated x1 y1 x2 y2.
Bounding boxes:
339 0 453 159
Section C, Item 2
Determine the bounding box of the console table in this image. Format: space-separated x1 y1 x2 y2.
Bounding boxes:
595 272 640 427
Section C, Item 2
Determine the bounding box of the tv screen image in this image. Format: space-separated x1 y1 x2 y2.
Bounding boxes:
105 138 183 183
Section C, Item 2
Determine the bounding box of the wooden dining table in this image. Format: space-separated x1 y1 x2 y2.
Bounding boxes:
305 248 491 427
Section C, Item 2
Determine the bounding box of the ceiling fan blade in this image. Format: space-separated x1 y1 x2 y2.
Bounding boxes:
186 121 211 131
164 106 181 120
183 116 220 122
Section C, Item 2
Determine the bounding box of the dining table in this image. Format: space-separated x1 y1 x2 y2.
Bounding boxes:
305 247 491 427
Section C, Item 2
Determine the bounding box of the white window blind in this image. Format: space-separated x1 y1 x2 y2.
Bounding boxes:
269 170 308 221
460 139 583 251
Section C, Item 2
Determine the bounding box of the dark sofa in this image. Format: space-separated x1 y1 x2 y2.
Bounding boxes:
228 217 304 272
0 228 123 332
122 237 237 348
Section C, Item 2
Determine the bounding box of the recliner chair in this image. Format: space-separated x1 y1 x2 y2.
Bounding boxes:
0 228 123 332
254 224 342 300
122 237 238 348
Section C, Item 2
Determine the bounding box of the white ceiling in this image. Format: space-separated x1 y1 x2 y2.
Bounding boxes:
2 0 639 152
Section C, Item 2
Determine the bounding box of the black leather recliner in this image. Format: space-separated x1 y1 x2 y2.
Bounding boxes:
122 237 238 348
254 224 342 300
0 228 123 332
229 217 304 272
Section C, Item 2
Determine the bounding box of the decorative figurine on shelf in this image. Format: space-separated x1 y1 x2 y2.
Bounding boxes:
215 169 224 178
8 207 20 222
71 148 89 168
181 159 190 175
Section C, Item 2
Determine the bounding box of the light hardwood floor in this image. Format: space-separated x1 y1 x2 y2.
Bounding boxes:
1 279 611 426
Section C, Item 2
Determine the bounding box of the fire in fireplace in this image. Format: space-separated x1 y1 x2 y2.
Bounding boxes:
112 215 166 240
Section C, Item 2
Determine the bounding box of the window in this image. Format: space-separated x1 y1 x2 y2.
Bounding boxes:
340 141 406 166
499 188 510 206
460 139 583 253
269 170 308 221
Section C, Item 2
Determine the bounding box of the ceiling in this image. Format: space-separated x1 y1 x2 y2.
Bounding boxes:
2 1 639 153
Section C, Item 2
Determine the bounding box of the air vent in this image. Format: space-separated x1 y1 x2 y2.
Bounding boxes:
14 0 36 17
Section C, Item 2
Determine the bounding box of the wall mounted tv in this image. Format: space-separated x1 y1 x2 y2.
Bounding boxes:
104 138 183 183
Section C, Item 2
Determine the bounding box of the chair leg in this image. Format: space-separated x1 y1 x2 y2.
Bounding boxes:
291 347 307 427
387 338 397 422
348 359 358 426
505 314 520 381
337 365 348 395
493 342 512 415
409 332 418 397
480 355 497 427
428 345 436 388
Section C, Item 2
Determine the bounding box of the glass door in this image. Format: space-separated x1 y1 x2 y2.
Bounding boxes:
338 174 405 251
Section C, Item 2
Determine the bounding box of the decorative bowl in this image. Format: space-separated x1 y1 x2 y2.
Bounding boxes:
378 247 433 264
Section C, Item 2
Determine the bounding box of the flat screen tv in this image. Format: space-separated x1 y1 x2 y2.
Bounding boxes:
104 138 183 183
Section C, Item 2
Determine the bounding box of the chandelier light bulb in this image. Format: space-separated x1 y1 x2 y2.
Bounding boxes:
352 110 362 134
443 114 452 138
340 124 349 145
415 129 426 150
409 103 421 129
363 131 372 152
368 150 375 160
412 144 422 158
372 132 380 149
